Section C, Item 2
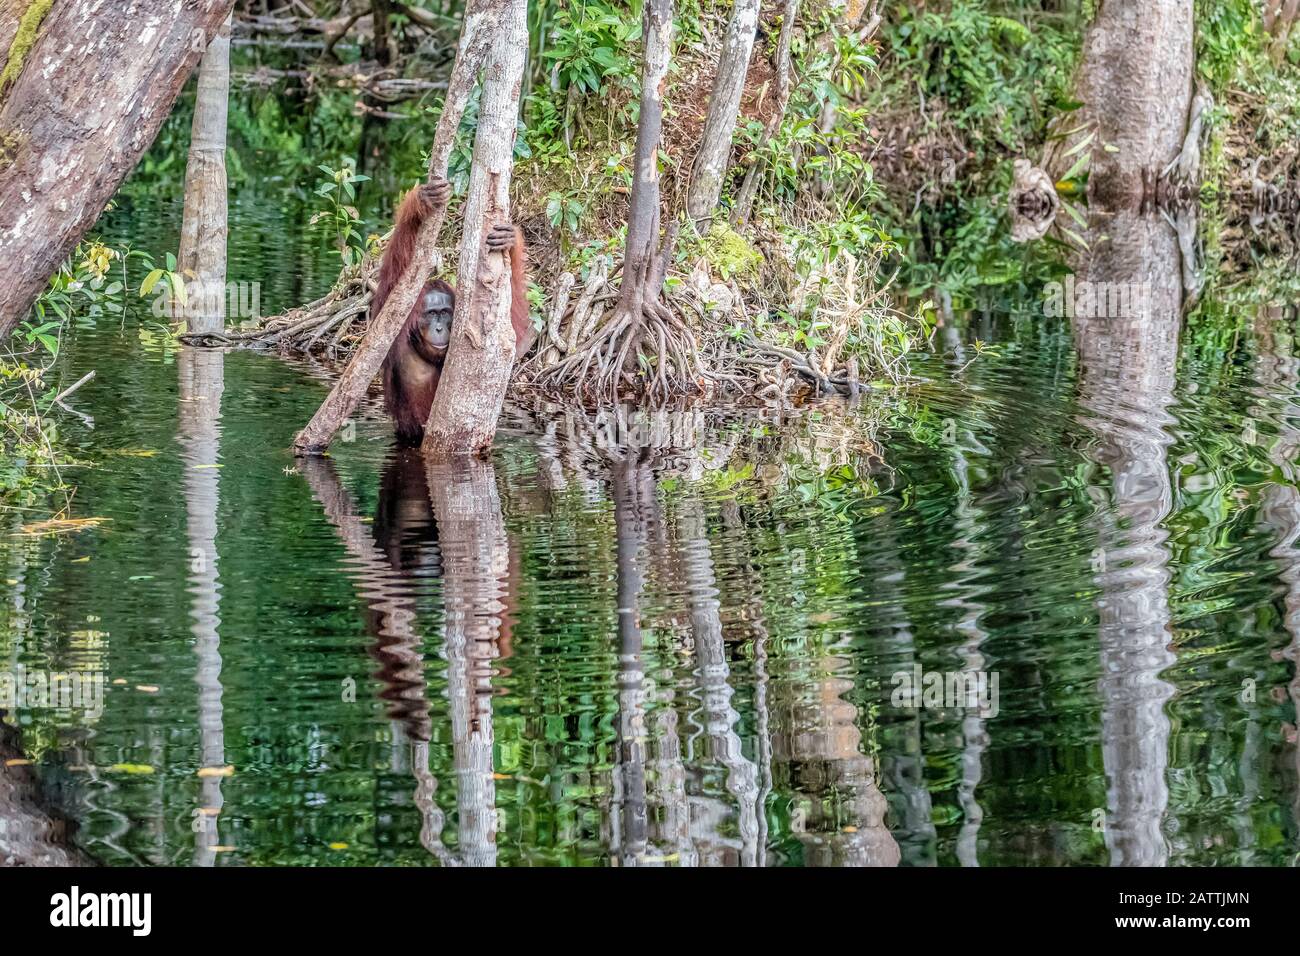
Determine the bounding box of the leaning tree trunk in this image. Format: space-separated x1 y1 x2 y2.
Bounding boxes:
421 0 529 460
685 0 762 226
0 0 235 338
178 13 233 336
733 0 800 227
293 0 506 455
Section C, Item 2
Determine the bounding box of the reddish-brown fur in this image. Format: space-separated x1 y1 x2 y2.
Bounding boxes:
377 183 534 444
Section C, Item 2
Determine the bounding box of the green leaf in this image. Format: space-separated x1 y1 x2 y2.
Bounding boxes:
170 272 188 308
139 268 165 297
1062 131 1096 158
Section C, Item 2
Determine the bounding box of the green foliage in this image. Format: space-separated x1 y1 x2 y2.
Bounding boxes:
1196 0 1267 90
871 2 1080 299
545 190 584 236
136 250 190 318
0 327 73 506
310 163 371 269
884 2 1077 161
542 0 641 96
441 89 533 195
683 222 763 281
33 240 130 334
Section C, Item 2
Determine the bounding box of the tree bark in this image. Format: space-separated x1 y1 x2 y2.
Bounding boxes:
0 2 33 86
0 0 235 337
370 0 395 66
293 0 504 455
685 0 761 226
420 0 528 460
733 0 800 227
179 13 233 336
1052 0 1194 208
620 0 673 317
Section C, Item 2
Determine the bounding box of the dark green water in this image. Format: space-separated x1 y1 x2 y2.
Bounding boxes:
3 189 1300 866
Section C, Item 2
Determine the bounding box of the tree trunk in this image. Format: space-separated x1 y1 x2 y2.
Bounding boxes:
424 458 508 866
685 0 761 226
420 0 528 460
1073 210 1181 865
177 348 226 867
1269 0 1300 63
178 14 233 336
1053 0 1194 208
0 0 235 337
733 0 800 227
292 0 504 455
0 2 34 86
370 0 394 66
619 0 673 316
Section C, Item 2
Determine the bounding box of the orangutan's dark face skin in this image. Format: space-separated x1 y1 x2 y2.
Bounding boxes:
419 287 453 352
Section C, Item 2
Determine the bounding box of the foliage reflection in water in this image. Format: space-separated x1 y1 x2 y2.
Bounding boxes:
4 219 1300 863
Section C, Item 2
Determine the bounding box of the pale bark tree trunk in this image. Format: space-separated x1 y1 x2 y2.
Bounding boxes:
685 0 761 226
610 461 650 866
1050 0 1194 208
733 0 800 227
177 348 226 867
425 458 508 867
677 498 760 866
178 14 233 336
421 0 528 460
0 0 235 337
1073 209 1181 866
293 0 505 454
943 443 990 867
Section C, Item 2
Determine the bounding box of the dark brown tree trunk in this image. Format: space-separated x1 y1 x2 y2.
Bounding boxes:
0 0 235 337
370 0 394 66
